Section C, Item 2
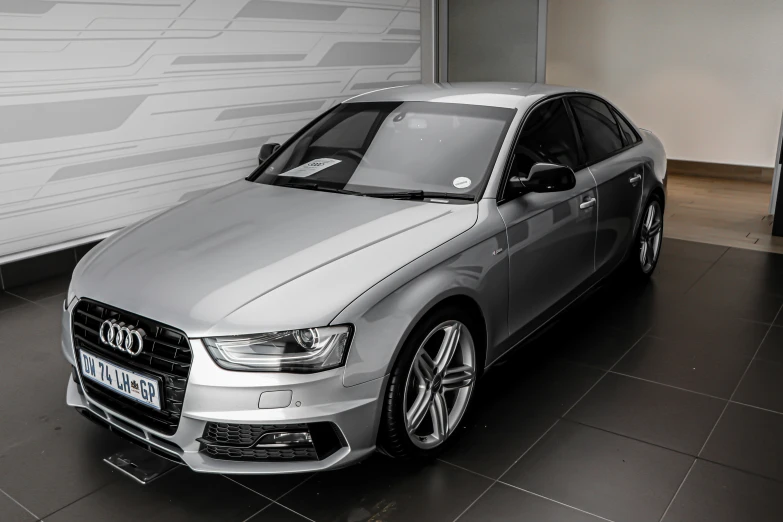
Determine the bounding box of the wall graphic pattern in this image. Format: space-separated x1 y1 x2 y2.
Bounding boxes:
0 0 421 260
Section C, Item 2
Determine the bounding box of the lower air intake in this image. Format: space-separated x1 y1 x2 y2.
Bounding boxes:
198 422 345 462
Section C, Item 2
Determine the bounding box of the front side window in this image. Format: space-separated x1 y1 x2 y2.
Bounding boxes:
252 101 515 201
569 96 624 163
510 98 580 179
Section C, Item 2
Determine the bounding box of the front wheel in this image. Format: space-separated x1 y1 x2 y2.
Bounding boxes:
628 197 664 278
378 307 478 459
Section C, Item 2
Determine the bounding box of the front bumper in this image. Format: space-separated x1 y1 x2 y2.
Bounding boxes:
62 305 386 474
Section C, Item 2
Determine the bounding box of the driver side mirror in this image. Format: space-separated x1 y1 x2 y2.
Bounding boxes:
258 143 280 164
508 162 576 194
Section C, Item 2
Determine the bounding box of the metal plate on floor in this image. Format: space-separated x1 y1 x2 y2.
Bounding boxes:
104 446 179 485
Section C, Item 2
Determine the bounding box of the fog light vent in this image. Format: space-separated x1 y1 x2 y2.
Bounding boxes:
256 431 312 447
198 422 344 462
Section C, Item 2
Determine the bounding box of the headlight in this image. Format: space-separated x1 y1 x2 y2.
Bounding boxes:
203 325 352 373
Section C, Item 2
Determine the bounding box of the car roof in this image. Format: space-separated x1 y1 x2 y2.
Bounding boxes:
344 82 589 110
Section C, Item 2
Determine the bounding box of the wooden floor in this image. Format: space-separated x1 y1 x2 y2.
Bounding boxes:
663 174 783 254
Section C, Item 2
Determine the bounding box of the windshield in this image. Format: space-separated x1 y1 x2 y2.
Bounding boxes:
250 101 515 201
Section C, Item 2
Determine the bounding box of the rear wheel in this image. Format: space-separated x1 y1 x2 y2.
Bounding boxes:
628 196 664 278
379 307 478 458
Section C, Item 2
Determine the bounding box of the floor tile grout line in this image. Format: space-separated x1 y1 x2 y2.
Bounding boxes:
695 456 783 486
0 487 38 520
451 482 496 522
728 400 783 417
604 327 653 371
4 290 48 309
721 302 782 412
498 482 617 522
242 504 273 522
273 472 316 502
657 302 783 522
443 434 630 521
656 458 697 522
495 419 561 481
437 458 497 481
750 302 783 364
697 403 740 464
461 327 652 522
696 303 783 459
221 475 276 503
271 500 317 522
557 417 702 460
606 370 727 401
556 357 758 405
560 327 652 420
448 415 565 521
33 480 118 521
494 327 652 485
682 246 729 295
221 475 315 522
577 350 783 411
2 290 35 305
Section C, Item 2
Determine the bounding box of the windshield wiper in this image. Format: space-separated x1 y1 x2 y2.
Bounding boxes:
279 181 363 196
364 190 475 201
279 183 475 201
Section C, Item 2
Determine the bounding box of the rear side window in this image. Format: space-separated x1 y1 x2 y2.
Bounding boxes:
512 98 580 177
569 96 624 163
613 109 640 145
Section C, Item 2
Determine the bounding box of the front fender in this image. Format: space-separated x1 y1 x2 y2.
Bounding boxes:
335 200 509 387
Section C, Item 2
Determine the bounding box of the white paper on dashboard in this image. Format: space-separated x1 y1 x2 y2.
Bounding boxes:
282 158 342 178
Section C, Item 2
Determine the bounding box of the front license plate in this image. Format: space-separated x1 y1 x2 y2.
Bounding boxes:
80 351 162 410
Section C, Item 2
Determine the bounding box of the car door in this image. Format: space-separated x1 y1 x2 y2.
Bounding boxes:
567 96 645 274
497 98 598 337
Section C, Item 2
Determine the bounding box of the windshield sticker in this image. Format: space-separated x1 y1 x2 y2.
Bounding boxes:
283 158 342 178
453 177 472 189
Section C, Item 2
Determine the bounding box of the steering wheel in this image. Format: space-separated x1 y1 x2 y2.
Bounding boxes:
334 149 373 167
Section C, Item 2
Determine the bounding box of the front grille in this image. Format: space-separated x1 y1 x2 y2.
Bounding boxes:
72 299 192 435
199 422 345 462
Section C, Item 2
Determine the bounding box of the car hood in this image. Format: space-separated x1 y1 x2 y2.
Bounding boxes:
73 181 478 336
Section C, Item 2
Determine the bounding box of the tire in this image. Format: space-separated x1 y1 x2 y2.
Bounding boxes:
627 195 664 279
378 305 479 459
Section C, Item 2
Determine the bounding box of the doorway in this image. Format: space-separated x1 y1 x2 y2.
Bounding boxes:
422 0 548 84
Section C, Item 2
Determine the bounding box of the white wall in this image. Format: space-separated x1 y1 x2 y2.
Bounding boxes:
0 0 420 261
447 0 541 82
547 0 783 168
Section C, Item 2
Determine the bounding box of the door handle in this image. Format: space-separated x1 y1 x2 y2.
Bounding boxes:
629 174 642 185
579 197 596 210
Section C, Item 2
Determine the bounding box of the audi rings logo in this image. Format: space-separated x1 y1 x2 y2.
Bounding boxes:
99 319 145 356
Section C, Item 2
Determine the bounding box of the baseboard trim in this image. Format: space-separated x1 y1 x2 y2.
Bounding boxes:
667 159 774 184
0 237 105 291
0 231 117 267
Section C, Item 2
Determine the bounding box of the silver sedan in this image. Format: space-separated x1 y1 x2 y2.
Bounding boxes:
62 82 666 473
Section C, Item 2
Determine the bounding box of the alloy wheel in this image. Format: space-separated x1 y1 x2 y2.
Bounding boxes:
402 320 476 449
639 200 663 273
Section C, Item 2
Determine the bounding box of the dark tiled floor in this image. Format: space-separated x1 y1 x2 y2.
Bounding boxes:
0 238 781 522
